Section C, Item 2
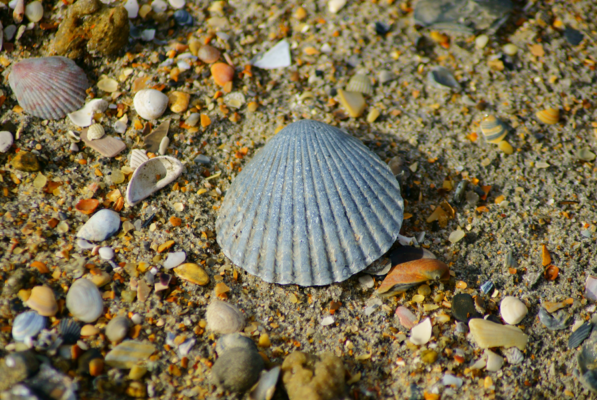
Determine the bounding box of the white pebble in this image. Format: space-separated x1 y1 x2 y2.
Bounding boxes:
151 0 167 12
475 34 489 49
99 247 115 260
328 0 346 13
158 136 169 155
358 275 374 289
503 44 518 56
25 1 43 22
500 296 528 325
124 0 139 18
320 316 335 326
409 317 432 345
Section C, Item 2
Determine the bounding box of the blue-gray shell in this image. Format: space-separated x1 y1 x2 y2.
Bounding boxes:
216 120 404 286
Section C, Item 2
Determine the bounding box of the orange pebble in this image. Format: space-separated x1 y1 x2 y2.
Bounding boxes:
211 63 234 86
89 358 104 376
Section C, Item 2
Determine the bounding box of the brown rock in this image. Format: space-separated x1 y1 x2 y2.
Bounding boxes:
11 152 40 172
53 0 129 58
281 352 346 400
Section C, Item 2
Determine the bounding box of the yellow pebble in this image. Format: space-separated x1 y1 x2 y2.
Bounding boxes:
498 140 514 155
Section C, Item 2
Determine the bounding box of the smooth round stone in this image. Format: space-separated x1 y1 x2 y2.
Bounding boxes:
25 1 43 22
452 293 481 322
124 0 138 17
0 131 14 153
475 34 489 49
215 333 258 357
66 279 104 323
168 0 185 9
206 300 245 334
151 0 167 12
77 209 121 242
105 315 132 343
499 296 528 325
212 348 264 393
26 286 58 316
163 251 186 269
99 246 115 260
12 311 46 341
503 44 518 56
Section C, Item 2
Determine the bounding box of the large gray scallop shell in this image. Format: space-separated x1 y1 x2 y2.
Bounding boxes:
216 120 404 286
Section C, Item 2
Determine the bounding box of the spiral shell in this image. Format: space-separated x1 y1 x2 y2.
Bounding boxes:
536 107 559 125
216 120 404 286
346 74 373 96
66 279 104 323
480 115 508 143
9 57 89 119
87 124 105 141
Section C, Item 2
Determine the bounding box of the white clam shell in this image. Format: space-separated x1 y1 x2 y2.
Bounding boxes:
485 349 504 372
129 149 149 170
0 131 14 153
134 89 169 120
87 123 105 141
68 99 109 127
105 315 132 343
66 279 104 323
499 296 528 325
206 299 246 334
469 318 528 350
125 156 183 206
76 209 121 242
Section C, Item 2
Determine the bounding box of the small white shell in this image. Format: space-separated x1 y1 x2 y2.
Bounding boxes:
87 124 105 141
346 74 373 96
129 149 149 170
68 99 109 127
134 89 169 120
206 299 246 334
469 318 528 350
125 156 183 206
158 136 169 155
66 279 104 323
485 349 504 371
409 317 432 345
499 296 528 325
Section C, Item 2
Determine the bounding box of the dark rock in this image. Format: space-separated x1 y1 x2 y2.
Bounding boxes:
564 27 584 46
452 293 481 322
212 348 264 393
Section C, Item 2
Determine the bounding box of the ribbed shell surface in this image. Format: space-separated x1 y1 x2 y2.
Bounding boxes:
216 120 404 286
8 56 89 120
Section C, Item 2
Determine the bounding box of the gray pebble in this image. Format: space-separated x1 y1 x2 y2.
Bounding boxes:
212 348 264 393
105 315 132 343
216 333 257 357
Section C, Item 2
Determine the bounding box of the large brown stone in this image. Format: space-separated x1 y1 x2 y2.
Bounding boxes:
11 152 40 172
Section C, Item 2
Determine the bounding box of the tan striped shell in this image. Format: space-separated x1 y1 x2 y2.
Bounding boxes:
480 115 508 143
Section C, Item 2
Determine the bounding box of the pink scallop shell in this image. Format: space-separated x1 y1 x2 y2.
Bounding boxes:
9 56 89 119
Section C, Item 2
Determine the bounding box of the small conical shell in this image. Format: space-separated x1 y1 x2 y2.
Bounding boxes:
346 74 373 96
66 279 104 323
206 299 246 334
480 115 508 143
469 318 528 350
499 296 528 325
216 120 404 286
87 124 105 141
536 107 559 124
9 57 89 120
125 156 183 206
129 149 149 170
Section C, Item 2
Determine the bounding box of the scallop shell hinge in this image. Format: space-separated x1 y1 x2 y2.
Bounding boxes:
216 120 404 286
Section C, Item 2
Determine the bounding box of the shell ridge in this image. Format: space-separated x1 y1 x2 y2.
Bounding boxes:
311 127 368 279
223 139 284 271
340 138 404 228
259 133 293 283
234 138 290 276
19 87 55 118
30 88 63 119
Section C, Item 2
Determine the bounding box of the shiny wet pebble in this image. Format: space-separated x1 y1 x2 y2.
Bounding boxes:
452 293 481 322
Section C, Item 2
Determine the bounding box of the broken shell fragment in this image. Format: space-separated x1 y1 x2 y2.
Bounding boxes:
125 156 183 206
480 115 508 143
337 89 366 117
68 99 109 127
410 317 432 345
134 89 169 120
538 307 570 331
377 259 449 298
536 107 559 124
9 56 89 119
499 296 528 325
216 120 404 286
129 149 149 170
578 329 597 393
75 199 100 215
468 318 528 350
395 306 418 329
427 66 461 90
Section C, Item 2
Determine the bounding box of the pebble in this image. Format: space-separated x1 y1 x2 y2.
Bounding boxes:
224 92 246 109
499 296 528 325
564 26 584 46
215 333 258 357
173 9 192 25
24 1 43 22
26 286 57 316
163 251 186 269
198 44 220 64
98 246 114 260
0 131 13 153
503 44 518 56
66 279 104 323
97 78 118 93
475 34 489 49
173 263 209 286
158 136 169 155
105 315 132 343
77 209 121 242
206 299 245 334
90 270 111 287
448 229 465 243
124 0 138 17
569 322 593 349
395 306 417 329
168 91 190 113
452 293 481 322
105 340 156 369
186 113 200 127
321 316 335 326
12 311 46 341
410 317 432 345
211 63 235 86
485 349 504 371
11 151 40 172
212 348 264 393
151 0 167 12
134 89 168 120
427 66 461 90
420 349 438 364
251 39 291 69
468 318 528 350
357 275 374 289
168 0 184 9
337 89 365 118
328 0 346 13
586 276 597 300
129 365 147 380
538 308 570 331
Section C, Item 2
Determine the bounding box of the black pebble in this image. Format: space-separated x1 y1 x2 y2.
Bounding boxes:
375 22 391 36
452 293 482 322
564 27 584 46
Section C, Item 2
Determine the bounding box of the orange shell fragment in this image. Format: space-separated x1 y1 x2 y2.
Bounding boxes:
377 259 450 297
